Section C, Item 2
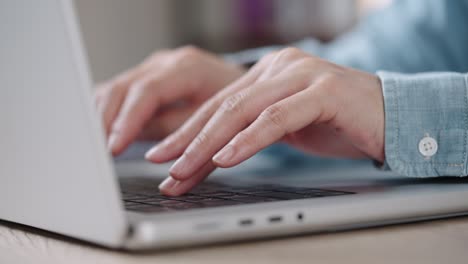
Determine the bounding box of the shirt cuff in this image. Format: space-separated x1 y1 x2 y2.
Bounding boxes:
377 71 468 177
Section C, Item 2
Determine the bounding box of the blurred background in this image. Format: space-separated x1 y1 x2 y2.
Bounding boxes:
75 0 391 83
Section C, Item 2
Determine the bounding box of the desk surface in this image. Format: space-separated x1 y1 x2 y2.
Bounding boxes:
1 216 468 264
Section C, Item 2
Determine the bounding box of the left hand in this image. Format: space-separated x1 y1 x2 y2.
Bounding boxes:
146 48 385 196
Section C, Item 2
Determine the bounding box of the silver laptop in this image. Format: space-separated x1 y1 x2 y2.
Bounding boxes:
2 0 468 250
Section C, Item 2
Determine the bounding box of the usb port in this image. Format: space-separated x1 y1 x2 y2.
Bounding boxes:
239 219 254 226
268 216 283 223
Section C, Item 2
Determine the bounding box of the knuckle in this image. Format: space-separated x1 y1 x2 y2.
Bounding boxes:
275 47 303 62
194 96 223 123
129 78 154 94
219 93 246 115
316 72 342 96
97 81 123 100
101 77 131 99
185 131 209 157
169 45 204 69
235 131 256 147
294 57 319 70
208 94 226 110
198 101 218 120
262 50 280 61
261 105 287 129
177 45 202 59
193 131 209 147
182 148 197 163
107 78 125 92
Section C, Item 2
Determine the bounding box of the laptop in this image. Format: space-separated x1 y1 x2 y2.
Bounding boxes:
2 0 468 250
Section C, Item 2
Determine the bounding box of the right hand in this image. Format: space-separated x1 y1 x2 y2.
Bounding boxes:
95 46 246 156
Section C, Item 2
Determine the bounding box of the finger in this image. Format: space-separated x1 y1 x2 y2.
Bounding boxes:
108 71 190 155
158 161 216 196
95 51 170 136
167 76 306 180
213 86 330 168
137 104 197 141
144 59 269 163
96 67 149 136
96 85 127 137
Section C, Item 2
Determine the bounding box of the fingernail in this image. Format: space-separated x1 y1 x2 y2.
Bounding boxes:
145 144 164 160
144 147 157 160
108 133 119 152
213 145 235 165
169 155 189 179
159 177 180 192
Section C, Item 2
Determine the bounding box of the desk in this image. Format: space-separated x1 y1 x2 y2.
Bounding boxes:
1 216 467 264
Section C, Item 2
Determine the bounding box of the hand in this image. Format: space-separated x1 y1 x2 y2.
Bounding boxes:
145 47 385 196
95 46 246 155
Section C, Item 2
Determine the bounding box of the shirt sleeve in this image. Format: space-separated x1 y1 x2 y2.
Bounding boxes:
224 0 468 172
378 71 468 177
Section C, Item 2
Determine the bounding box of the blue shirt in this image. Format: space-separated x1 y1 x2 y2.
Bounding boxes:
227 0 468 177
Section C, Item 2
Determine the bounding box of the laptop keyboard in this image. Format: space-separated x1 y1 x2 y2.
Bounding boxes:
120 177 354 214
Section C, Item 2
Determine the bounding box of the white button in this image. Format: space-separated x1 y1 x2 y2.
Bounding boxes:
418 136 438 157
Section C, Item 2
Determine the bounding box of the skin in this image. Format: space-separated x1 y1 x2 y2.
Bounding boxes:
95 46 246 156
96 46 385 197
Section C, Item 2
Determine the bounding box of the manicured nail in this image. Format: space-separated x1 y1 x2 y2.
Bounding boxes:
108 133 119 152
169 155 189 179
145 139 172 161
158 177 180 192
145 145 161 160
213 145 235 165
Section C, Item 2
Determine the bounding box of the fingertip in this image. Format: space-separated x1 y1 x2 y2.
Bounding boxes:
144 148 155 160
212 157 243 168
168 169 187 181
144 145 166 163
107 134 118 152
211 158 232 168
159 177 177 192
158 177 188 197
168 156 193 181
212 144 237 168
107 133 126 156
163 162 216 196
